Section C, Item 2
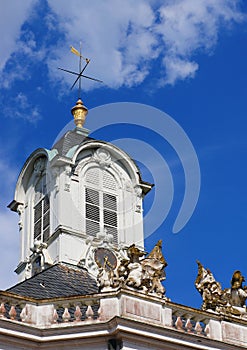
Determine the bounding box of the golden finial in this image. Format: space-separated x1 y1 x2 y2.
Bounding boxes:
71 98 88 128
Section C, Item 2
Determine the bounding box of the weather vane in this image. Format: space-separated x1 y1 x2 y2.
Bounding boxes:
58 43 103 99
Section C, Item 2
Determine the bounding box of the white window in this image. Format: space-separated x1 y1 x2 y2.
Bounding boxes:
33 175 50 242
85 168 118 244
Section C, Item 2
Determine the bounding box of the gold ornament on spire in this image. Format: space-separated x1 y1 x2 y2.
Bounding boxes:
71 98 88 128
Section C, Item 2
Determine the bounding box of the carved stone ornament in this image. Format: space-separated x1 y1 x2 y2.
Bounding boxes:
51 167 60 192
134 185 142 198
95 240 168 298
17 204 24 230
24 261 32 280
33 157 46 176
134 185 143 213
29 240 53 275
195 261 247 317
64 165 71 192
93 148 112 168
124 180 132 192
94 248 118 291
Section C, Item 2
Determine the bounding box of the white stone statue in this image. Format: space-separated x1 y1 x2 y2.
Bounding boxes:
126 262 143 288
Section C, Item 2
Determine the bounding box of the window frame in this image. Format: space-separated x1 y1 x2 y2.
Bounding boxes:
33 174 50 243
84 167 118 243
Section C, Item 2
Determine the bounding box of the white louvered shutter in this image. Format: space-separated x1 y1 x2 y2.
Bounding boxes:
34 176 50 242
85 168 118 244
85 187 100 237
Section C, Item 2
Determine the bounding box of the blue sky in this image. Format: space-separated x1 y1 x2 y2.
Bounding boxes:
1 0 247 308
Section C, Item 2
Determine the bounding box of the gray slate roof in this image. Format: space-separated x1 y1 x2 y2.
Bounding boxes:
52 129 93 157
7 263 98 299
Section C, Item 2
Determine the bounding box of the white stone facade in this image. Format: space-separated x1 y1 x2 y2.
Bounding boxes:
9 130 152 281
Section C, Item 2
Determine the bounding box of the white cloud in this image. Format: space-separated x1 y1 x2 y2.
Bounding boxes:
0 0 245 90
0 158 18 203
156 0 244 84
2 93 42 124
0 159 19 289
46 0 244 87
0 1 38 70
47 0 158 89
164 56 198 85
0 209 19 290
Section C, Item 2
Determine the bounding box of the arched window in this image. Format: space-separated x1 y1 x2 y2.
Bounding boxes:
85 167 118 244
33 174 50 242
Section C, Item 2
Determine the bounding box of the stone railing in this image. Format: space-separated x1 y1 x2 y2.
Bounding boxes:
0 288 247 347
0 291 101 326
172 309 208 336
167 300 247 346
170 302 218 337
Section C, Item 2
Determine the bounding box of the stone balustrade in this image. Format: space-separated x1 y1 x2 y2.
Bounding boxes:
171 302 216 335
0 288 247 347
0 292 101 326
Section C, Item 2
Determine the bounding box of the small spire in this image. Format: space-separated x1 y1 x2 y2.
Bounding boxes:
71 98 88 128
